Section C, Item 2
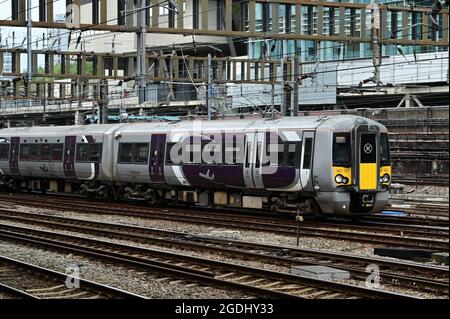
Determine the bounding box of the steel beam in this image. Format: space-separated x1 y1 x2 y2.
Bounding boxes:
226 0 232 31
0 11 448 46
272 3 279 34
249 0 256 33
177 0 184 28
201 0 208 30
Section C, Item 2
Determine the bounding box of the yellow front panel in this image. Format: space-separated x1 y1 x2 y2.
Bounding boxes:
359 163 377 190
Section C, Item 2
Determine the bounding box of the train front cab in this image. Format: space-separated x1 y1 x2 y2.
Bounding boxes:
349 125 391 214
318 123 391 216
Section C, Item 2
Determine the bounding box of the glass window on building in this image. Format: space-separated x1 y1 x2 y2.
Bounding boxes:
322 41 341 61
279 4 286 33
232 0 249 32
301 5 318 36
301 40 318 62
193 0 200 29
255 2 263 32
288 5 296 33
117 0 126 25
217 0 226 30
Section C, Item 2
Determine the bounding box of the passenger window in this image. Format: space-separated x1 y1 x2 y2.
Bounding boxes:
245 142 251 168
88 143 102 162
286 143 295 167
52 144 64 161
232 138 244 165
29 144 41 161
255 143 261 167
119 143 133 163
0 144 9 160
165 142 181 165
286 142 301 168
41 144 51 161
20 144 30 160
133 143 149 164
303 138 313 169
263 142 273 167
277 143 285 166
202 142 221 164
185 142 201 164
76 144 89 162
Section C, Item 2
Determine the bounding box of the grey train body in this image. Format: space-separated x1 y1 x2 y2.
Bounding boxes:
0 115 391 216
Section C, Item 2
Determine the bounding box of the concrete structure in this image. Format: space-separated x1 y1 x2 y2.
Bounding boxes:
249 0 448 61
71 0 229 54
291 265 351 280
0 0 448 120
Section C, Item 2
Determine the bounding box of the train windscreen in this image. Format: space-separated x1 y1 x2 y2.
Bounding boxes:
333 133 351 167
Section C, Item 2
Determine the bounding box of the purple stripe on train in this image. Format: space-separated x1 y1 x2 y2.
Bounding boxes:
181 164 295 189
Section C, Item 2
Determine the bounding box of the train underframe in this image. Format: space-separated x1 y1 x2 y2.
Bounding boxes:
0 176 326 216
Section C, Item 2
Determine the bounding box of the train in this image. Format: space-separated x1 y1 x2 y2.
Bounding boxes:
0 115 391 217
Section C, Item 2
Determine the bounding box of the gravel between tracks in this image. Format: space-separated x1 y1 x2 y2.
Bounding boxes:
0 240 249 299
0 293 15 299
410 186 448 197
13 204 376 255
0 205 446 298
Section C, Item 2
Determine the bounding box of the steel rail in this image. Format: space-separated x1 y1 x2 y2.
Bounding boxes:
0 224 417 299
0 255 147 299
12 198 448 251
0 208 447 295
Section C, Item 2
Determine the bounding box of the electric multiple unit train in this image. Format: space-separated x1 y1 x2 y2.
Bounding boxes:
0 115 391 216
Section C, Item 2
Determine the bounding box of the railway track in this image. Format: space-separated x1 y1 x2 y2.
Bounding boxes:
0 255 146 299
2 191 448 227
0 208 447 296
385 203 449 221
0 194 447 251
392 176 449 187
0 222 418 299
364 214 448 228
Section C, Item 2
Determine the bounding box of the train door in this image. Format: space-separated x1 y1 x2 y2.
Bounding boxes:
299 131 314 191
243 132 265 189
359 132 378 190
149 133 166 183
253 132 265 188
63 136 77 179
9 137 20 175
243 132 255 188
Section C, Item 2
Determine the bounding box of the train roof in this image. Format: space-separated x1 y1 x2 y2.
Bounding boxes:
0 124 126 137
0 115 386 137
115 115 332 134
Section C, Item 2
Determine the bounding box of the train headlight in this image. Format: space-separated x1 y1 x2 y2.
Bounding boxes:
382 174 390 183
335 174 344 184
342 177 349 184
